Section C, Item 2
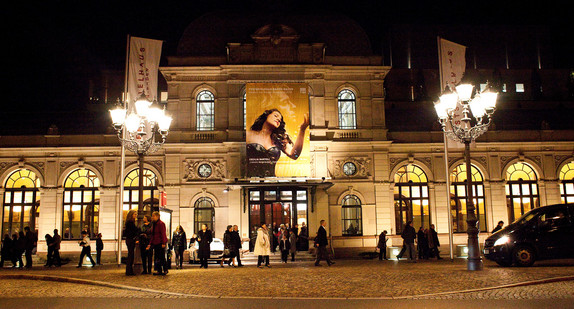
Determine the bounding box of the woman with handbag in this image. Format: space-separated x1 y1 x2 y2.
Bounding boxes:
254 223 271 268
220 225 237 267
123 209 139 275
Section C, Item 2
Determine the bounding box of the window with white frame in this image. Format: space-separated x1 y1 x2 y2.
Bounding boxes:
337 89 357 129
196 90 215 131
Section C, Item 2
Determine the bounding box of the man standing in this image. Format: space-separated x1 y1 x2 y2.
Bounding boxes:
428 224 442 259
314 220 334 266
401 221 417 262
50 229 62 267
231 225 243 267
24 227 36 268
491 221 504 233
377 230 388 260
148 211 168 275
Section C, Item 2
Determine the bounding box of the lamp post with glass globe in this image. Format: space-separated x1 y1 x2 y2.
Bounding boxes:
434 83 498 271
110 96 172 224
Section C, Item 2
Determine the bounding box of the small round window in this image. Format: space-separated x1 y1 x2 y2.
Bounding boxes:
343 162 357 176
198 164 212 178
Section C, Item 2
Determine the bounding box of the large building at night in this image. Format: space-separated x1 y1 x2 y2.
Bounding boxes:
1 12 573 260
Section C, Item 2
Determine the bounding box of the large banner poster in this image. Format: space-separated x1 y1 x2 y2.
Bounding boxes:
246 83 310 178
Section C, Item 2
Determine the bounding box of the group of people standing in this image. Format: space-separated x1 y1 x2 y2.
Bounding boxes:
124 210 169 276
0 227 37 268
396 221 442 262
253 221 310 267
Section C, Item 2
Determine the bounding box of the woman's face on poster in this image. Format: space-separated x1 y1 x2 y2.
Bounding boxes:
265 111 282 129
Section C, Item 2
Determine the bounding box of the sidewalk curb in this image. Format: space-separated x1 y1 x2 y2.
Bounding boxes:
1 273 573 299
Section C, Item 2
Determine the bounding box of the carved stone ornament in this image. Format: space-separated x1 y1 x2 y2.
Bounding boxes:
183 159 227 181
332 157 371 179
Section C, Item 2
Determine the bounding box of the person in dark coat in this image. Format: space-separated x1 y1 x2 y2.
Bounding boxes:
377 230 388 260
77 230 96 267
24 226 36 268
401 221 417 262
298 222 309 251
123 210 139 276
191 224 212 269
314 220 334 266
95 233 104 265
14 232 24 268
1 234 13 267
491 221 504 234
279 233 291 263
50 229 62 267
220 225 237 267
171 225 187 269
230 225 243 267
44 234 54 267
148 211 168 275
427 224 442 259
139 215 153 274
270 222 278 253
417 227 428 260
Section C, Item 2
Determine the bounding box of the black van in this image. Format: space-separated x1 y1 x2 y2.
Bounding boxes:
484 203 574 267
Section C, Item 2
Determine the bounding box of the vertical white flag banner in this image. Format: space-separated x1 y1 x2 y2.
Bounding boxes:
438 37 467 150
127 36 163 106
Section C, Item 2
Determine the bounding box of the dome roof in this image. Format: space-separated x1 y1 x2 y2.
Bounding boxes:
177 11 373 57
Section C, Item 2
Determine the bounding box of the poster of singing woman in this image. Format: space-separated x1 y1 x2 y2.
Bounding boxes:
245 83 310 178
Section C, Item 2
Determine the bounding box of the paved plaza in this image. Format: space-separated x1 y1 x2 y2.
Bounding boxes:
0 257 573 303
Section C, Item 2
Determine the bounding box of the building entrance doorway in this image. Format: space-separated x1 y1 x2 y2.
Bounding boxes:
248 187 308 241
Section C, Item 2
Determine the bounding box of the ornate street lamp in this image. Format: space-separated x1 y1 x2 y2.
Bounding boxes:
110 96 172 223
434 83 498 271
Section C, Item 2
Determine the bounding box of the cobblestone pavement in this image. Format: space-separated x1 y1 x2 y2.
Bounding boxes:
1 258 573 299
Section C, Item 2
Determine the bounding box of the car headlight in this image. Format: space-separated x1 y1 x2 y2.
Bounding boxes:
493 235 510 246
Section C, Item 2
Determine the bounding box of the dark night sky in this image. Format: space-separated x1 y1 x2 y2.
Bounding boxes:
4 0 573 115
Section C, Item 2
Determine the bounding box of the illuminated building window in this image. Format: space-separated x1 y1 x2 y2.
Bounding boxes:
243 92 247 130
197 90 215 131
2 169 41 236
62 169 100 240
338 89 357 129
394 164 430 233
123 168 159 225
341 195 362 236
450 164 487 233
559 160 574 203
194 197 215 234
505 162 539 222
516 83 525 93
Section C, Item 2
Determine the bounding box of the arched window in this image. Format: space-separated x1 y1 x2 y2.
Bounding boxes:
505 162 539 222
62 169 100 240
196 90 215 131
338 89 357 129
450 164 487 232
559 160 574 203
123 169 159 223
2 169 41 235
194 197 215 234
394 164 430 233
341 195 362 236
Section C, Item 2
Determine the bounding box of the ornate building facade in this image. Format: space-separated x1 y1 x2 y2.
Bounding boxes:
1 13 573 258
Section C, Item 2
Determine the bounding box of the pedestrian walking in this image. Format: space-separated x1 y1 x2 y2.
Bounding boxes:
44 234 54 267
428 224 442 259
77 230 96 268
314 220 334 266
14 232 24 268
148 211 169 275
95 233 103 265
417 227 428 260
289 229 297 262
139 215 153 274
297 222 308 251
254 223 271 268
221 225 237 267
191 224 212 269
279 233 290 263
377 230 388 260
491 221 504 234
401 221 417 262
51 229 61 267
172 225 187 269
123 210 139 276
24 226 36 268
231 225 243 267
1 234 13 267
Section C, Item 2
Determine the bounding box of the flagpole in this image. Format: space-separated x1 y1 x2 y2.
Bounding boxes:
117 34 130 266
438 36 455 261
